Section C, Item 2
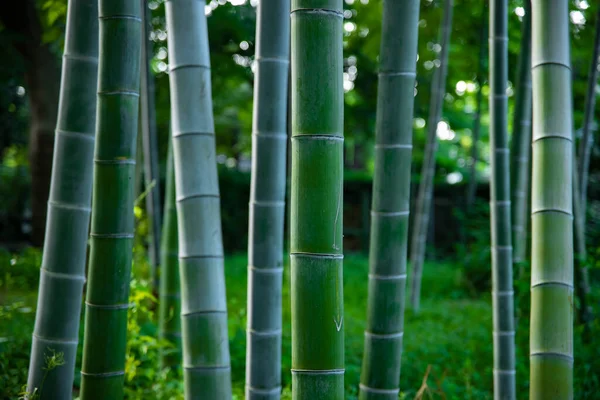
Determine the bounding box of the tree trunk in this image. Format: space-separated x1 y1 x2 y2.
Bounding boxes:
245 0 290 398
27 1 98 398
358 0 420 398
290 0 345 397
0 0 61 246
530 1 574 398
409 0 453 312
165 0 233 397
80 1 142 398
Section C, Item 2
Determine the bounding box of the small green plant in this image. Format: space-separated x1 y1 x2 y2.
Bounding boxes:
18 348 65 400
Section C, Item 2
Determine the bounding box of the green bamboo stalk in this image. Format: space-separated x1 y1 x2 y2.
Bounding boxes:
577 6 600 220
140 0 162 289
409 0 453 312
79 1 142 398
358 0 419 399
510 0 532 265
26 1 98 398
245 0 290 398
164 0 232 398
489 1 516 398
290 0 344 397
466 14 487 208
530 1 574 398
158 140 181 369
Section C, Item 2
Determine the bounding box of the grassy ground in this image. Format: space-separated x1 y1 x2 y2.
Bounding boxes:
1 249 598 399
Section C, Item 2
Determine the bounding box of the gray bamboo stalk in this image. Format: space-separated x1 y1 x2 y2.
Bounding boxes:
466 12 487 208
290 0 345 397
26 1 98 398
164 0 232 397
577 5 600 221
573 153 592 328
409 0 453 312
358 0 420 399
140 0 161 288
245 0 290 398
530 1 574 398
510 0 532 265
489 1 516 398
158 140 181 368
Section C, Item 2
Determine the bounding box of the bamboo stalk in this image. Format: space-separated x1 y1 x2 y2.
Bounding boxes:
577 6 600 221
245 0 290 398
290 0 344 397
158 140 181 368
530 1 574 398
165 0 232 397
80 1 142 398
26 1 98 398
409 0 453 312
358 0 419 399
140 0 162 289
510 0 532 266
489 1 516 398
466 11 487 208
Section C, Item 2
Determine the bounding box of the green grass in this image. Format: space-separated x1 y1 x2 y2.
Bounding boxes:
1 248 598 399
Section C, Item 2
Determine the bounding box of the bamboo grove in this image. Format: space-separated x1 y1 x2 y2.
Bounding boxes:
19 0 596 399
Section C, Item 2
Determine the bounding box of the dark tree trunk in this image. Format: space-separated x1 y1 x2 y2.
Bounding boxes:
0 0 60 246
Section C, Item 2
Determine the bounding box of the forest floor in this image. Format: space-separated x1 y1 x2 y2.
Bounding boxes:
0 250 597 399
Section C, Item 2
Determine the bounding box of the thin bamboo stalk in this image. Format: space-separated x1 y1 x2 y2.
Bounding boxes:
140 0 162 289
489 1 516 398
510 0 532 265
466 11 487 208
572 154 592 328
577 6 600 220
80 1 142 398
245 0 290 398
530 1 574 398
290 0 344 397
165 0 232 397
409 0 453 312
358 0 419 399
158 140 181 368
26 1 98 398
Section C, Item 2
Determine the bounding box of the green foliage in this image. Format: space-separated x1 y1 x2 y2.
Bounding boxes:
0 246 41 294
0 145 30 241
452 200 492 295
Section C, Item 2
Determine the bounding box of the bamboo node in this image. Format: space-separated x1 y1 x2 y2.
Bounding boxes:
246 386 282 395
374 144 412 149
85 301 132 310
364 331 404 339
169 63 211 72
359 384 400 395
290 369 345 375
32 333 79 345
55 129 95 141
368 273 407 281
80 370 125 378
40 268 86 282
249 266 284 274
48 201 92 213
